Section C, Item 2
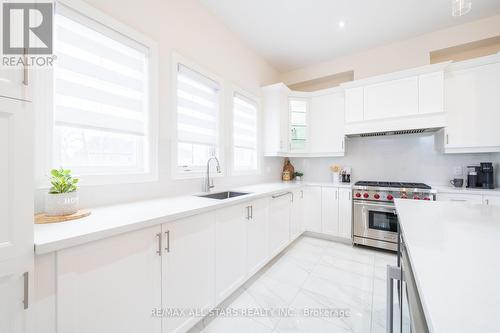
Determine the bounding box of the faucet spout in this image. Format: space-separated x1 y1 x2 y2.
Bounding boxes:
204 156 221 192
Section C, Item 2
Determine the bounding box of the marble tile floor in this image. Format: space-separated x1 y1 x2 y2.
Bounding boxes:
189 236 406 333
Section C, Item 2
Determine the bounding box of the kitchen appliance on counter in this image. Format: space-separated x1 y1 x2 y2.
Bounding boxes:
467 162 495 189
352 181 436 251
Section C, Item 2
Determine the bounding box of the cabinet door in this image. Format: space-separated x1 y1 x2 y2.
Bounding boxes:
268 193 291 257
364 76 418 120
345 87 363 122
419 72 444 114
0 97 33 278
309 92 345 154
215 205 247 302
246 198 269 276
57 226 162 333
338 188 353 239
290 189 304 240
0 272 31 333
445 62 500 150
321 187 340 236
483 195 500 206
289 98 308 152
304 186 322 232
263 84 290 155
162 212 216 333
437 193 483 204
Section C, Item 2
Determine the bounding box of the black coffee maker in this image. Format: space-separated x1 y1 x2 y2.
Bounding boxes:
467 162 495 189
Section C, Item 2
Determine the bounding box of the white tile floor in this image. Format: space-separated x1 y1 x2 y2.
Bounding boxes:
189 236 402 333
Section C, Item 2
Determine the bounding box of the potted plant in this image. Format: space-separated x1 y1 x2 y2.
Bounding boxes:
45 168 80 216
294 171 304 181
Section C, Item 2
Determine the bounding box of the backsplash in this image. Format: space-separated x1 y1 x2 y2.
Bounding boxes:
291 132 500 186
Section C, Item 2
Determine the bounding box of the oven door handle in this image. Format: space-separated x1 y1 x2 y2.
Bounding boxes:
355 201 397 215
354 201 395 210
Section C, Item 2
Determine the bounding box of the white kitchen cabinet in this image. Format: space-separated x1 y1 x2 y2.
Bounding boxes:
437 55 500 153
57 226 162 333
437 192 483 204
268 192 292 257
0 271 32 333
162 212 216 333
345 87 363 123
338 188 353 239
263 83 291 156
215 205 247 302
304 186 322 232
364 76 419 120
419 71 444 114
483 195 500 206
246 198 269 276
290 189 304 240
0 63 31 102
321 187 340 236
309 90 345 155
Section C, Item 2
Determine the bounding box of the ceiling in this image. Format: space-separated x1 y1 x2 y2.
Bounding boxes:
200 0 500 72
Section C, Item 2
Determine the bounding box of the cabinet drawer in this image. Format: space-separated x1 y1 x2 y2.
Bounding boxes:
437 193 483 204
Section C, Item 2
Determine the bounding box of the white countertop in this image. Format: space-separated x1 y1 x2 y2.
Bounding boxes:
34 182 308 255
432 185 500 196
395 199 500 333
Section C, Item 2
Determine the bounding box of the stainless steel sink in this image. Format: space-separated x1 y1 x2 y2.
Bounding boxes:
197 191 249 200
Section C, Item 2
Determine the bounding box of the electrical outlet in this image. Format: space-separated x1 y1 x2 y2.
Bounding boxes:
454 166 463 177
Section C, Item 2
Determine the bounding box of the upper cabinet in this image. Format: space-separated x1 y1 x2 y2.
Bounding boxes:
435 54 500 154
342 62 449 135
0 65 32 102
263 84 345 157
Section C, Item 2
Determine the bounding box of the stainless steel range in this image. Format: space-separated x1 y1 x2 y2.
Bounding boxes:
352 181 436 251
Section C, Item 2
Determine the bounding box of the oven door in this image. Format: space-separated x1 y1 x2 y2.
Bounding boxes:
353 201 398 243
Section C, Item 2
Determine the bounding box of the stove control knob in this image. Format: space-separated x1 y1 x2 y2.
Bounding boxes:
387 194 394 201
374 194 380 199
355 193 361 198
423 197 430 201
363 193 369 198
414 196 420 200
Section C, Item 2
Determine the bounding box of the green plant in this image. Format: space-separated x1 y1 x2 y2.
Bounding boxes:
49 168 79 194
294 171 304 177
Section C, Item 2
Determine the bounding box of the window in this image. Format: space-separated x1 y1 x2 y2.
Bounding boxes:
232 92 258 172
44 3 157 183
175 63 221 174
289 98 308 151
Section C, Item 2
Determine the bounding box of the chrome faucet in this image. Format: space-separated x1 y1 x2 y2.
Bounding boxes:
204 156 221 192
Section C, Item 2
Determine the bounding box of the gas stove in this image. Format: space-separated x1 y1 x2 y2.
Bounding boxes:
353 181 436 202
352 181 436 251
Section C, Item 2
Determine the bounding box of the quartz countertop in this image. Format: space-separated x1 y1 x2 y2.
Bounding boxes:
394 199 500 333
432 185 500 196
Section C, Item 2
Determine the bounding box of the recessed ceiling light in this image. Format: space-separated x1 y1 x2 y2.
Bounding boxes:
338 20 346 28
452 0 472 17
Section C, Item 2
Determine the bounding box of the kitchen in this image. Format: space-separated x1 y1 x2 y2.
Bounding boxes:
1 0 500 332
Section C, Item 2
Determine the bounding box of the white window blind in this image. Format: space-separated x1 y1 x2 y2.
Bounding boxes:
53 5 150 175
176 64 220 172
233 93 258 171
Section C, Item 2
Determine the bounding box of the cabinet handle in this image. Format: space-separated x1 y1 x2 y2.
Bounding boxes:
22 48 29 86
342 139 344 150
335 190 338 200
272 192 291 199
23 272 29 310
165 231 170 253
156 233 162 256
250 205 253 219
300 190 304 199
446 134 449 145
485 199 489 205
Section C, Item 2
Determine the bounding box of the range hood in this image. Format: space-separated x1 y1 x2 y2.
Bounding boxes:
347 127 442 138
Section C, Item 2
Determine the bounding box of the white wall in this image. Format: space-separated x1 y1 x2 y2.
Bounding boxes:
280 14 500 84
292 133 500 187
35 0 282 211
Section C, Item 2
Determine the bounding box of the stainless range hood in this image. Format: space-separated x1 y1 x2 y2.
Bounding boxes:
346 127 442 138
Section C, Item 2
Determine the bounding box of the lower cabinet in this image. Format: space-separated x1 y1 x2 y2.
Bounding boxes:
0 272 31 333
215 205 248 303
484 195 500 206
338 188 353 239
162 212 216 333
437 192 484 204
304 186 322 232
268 192 292 257
246 198 269 276
321 187 339 235
56 226 162 333
290 189 304 239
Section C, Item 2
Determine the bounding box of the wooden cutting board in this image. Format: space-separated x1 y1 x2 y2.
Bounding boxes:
35 210 91 224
